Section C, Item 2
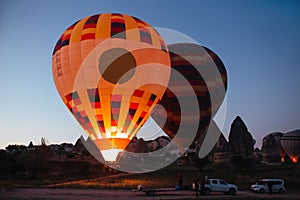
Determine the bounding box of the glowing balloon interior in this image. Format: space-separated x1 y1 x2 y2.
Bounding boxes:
52 13 170 161
280 131 300 163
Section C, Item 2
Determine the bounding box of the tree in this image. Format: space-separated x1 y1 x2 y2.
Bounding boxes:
5 144 26 152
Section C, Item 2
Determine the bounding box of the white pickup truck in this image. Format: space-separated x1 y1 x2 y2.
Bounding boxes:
194 179 238 195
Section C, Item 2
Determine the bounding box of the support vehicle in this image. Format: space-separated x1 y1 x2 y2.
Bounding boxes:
250 179 286 194
193 178 238 195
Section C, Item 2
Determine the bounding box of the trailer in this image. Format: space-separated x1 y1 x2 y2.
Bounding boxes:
137 185 179 196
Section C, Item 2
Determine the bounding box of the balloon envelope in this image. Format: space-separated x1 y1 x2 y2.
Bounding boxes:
52 13 170 161
280 130 300 163
151 43 227 146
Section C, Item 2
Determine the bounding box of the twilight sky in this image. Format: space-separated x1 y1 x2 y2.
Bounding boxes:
0 0 299 149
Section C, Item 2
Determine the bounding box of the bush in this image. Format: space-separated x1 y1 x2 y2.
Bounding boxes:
230 155 253 169
66 152 76 159
194 157 209 169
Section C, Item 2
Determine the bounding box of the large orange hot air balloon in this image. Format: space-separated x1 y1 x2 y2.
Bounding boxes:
52 13 171 161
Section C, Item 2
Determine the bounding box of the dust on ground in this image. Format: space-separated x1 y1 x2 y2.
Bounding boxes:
0 188 299 200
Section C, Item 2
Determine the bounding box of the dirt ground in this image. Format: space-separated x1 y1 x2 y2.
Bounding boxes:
0 188 299 200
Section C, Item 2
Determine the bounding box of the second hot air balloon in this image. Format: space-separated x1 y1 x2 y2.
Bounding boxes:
151 43 227 147
280 130 300 163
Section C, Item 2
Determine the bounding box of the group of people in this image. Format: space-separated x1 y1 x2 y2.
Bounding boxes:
177 172 209 196
193 176 208 196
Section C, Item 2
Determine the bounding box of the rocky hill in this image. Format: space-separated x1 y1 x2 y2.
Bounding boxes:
1 116 298 187
0 139 110 186
0 135 174 186
228 116 255 157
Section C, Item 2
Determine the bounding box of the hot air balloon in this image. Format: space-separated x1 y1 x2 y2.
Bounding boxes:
151 43 227 148
280 130 300 163
52 13 171 161
272 133 286 162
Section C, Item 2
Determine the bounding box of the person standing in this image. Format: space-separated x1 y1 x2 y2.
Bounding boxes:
205 175 208 183
200 178 205 195
193 178 200 196
178 172 183 189
268 182 273 195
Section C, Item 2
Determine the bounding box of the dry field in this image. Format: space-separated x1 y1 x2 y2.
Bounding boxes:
0 188 300 200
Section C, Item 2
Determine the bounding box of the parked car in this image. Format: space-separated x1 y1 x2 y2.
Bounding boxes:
193 178 238 195
250 178 286 194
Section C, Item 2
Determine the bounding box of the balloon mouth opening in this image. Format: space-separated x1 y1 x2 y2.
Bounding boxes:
93 132 131 162
101 149 124 162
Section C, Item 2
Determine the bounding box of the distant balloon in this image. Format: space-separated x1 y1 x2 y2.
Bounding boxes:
280 130 300 163
52 13 171 161
271 132 286 162
151 43 227 145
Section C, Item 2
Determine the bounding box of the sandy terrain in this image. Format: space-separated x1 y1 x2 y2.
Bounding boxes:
0 188 299 200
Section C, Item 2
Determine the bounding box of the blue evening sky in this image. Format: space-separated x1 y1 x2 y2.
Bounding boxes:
0 0 299 149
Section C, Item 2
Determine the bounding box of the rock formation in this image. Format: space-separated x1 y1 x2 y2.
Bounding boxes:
228 116 255 157
253 147 262 163
125 136 171 153
214 133 228 153
125 137 149 153
74 137 86 152
211 133 232 165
